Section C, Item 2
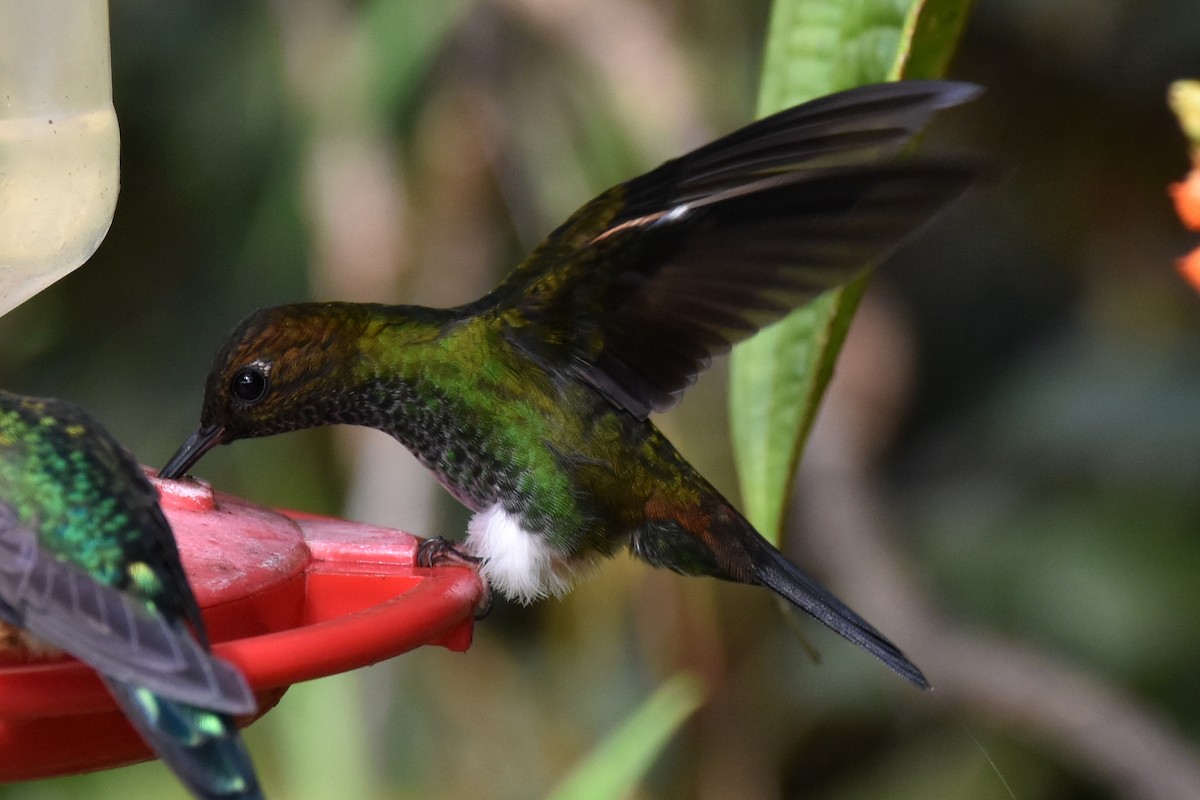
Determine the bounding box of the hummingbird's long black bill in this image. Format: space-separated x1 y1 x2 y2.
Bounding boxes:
159 426 226 480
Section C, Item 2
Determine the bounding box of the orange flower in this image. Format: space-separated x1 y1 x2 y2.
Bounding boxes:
1178 246 1200 292
1169 167 1200 231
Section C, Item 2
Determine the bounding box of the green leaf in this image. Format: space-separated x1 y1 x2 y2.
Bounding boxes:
894 0 975 81
544 674 706 800
729 0 973 542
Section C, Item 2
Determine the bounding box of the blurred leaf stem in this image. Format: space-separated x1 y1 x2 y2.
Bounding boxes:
544 673 706 800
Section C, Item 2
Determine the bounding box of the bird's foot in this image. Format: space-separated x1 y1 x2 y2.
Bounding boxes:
415 536 480 567
415 537 492 618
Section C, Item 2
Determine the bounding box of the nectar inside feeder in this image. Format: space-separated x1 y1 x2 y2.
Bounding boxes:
0 0 121 317
0 474 484 783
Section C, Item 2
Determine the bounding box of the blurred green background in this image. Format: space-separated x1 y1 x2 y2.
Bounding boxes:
3 0 1200 798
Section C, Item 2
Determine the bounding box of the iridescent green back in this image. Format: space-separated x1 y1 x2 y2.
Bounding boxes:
0 392 197 627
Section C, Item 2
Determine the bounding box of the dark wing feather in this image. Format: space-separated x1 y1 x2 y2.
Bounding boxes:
0 504 254 715
619 80 979 209
478 80 977 418
579 164 974 415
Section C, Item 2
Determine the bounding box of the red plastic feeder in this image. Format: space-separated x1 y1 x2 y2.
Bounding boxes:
0 474 483 782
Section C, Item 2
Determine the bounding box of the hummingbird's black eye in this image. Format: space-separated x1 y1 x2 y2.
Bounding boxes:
230 366 269 404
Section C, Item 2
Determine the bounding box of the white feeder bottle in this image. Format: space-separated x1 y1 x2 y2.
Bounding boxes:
0 0 120 317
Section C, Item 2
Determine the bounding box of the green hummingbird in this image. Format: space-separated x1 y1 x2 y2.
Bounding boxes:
0 391 263 799
160 80 978 688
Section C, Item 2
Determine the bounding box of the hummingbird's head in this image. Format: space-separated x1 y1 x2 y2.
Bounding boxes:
160 303 372 479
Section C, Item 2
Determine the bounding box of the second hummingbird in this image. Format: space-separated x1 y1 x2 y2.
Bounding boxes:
0 391 263 799
161 80 979 688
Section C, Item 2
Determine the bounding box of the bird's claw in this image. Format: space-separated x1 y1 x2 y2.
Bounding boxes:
415 537 492 619
415 536 480 567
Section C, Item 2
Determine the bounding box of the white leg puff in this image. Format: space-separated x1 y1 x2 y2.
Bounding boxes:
465 504 575 604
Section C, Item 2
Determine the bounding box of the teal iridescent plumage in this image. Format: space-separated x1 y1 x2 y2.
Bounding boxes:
162 81 980 688
0 391 263 799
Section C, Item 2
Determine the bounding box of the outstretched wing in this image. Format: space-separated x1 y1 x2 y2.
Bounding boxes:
477 80 978 419
0 503 255 715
